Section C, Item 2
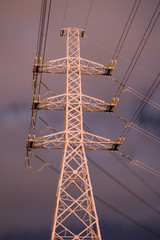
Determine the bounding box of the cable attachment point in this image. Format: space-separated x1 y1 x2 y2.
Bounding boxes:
105 60 117 76
106 97 119 112
32 94 40 110
60 29 65 36
111 137 125 151
26 134 35 151
130 160 136 165
33 56 42 77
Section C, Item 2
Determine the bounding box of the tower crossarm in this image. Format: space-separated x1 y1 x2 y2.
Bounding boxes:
80 58 115 76
38 57 116 76
33 93 66 110
39 57 67 74
32 93 119 112
27 131 124 152
83 132 125 151
26 131 65 151
82 94 119 112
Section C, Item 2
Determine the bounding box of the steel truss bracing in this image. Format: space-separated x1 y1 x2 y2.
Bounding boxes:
27 27 124 240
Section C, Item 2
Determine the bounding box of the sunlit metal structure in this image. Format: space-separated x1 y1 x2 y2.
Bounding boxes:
27 27 124 240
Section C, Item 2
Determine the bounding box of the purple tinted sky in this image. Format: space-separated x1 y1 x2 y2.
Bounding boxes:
0 0 160 239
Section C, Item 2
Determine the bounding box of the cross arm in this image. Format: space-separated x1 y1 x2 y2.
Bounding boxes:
80 58 116 76
33 57 116 76
32 93 66 111
82 94 119 112
39 57 67 74
26 131 125 152
83 132 125 151
31 93 119 113
26 131 65 151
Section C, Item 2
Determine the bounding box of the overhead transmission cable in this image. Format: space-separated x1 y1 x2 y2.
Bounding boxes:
62 0 68 28
30 0 52 135
112 0 141 61
115 2 160 98
84 0 93 30
84 114 160 179
85 34 158 80
83 121 160 194
123 86 160 111
134 162 160 178
93 194 160 240
38 0 53 93
112 152 160 198
112 111 160 145
28 153 160 239
87 156 160 215
121 73 160 138
83 124 160 197
36 0 48 62
119 151 160 178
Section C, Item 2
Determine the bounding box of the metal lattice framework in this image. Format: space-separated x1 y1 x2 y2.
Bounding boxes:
27 27 124 240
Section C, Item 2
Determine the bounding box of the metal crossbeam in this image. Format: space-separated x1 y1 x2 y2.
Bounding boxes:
32 93 119 112
27 131 123 151
39 57 115 76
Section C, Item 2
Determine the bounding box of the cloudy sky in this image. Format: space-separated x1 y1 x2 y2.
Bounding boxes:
0 0 160 239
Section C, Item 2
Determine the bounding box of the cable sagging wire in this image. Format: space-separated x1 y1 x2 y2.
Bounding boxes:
122 73 160 138
115 2 160 98
87 156 160 215
84 0 93 30
113 151 160 198
113 0 141 61
123 87 160 111
62 0 68 28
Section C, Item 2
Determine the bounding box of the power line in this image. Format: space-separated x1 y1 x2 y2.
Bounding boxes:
87 156 160 216
84 115 160 180
62 0 68 28
84 116 160 195
85 97 160 146
123 86 160 111
115 2 160 98
38 0 53 93
133 161 160 178
30 0 53 135
85 34 158 80
122 73 160 137
112 151 160 198
94 194 160 240
84 0 93 30
113 0 141 61
112 112 160 144
36 0 48 60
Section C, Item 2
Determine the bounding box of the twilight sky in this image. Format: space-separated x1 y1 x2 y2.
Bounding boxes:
0 0 160 240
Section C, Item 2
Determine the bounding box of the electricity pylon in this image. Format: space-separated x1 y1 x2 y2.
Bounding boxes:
26 27 124 240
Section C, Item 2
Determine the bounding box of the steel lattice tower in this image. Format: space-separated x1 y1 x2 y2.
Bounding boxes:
27 27 124 240
51 28 102 240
